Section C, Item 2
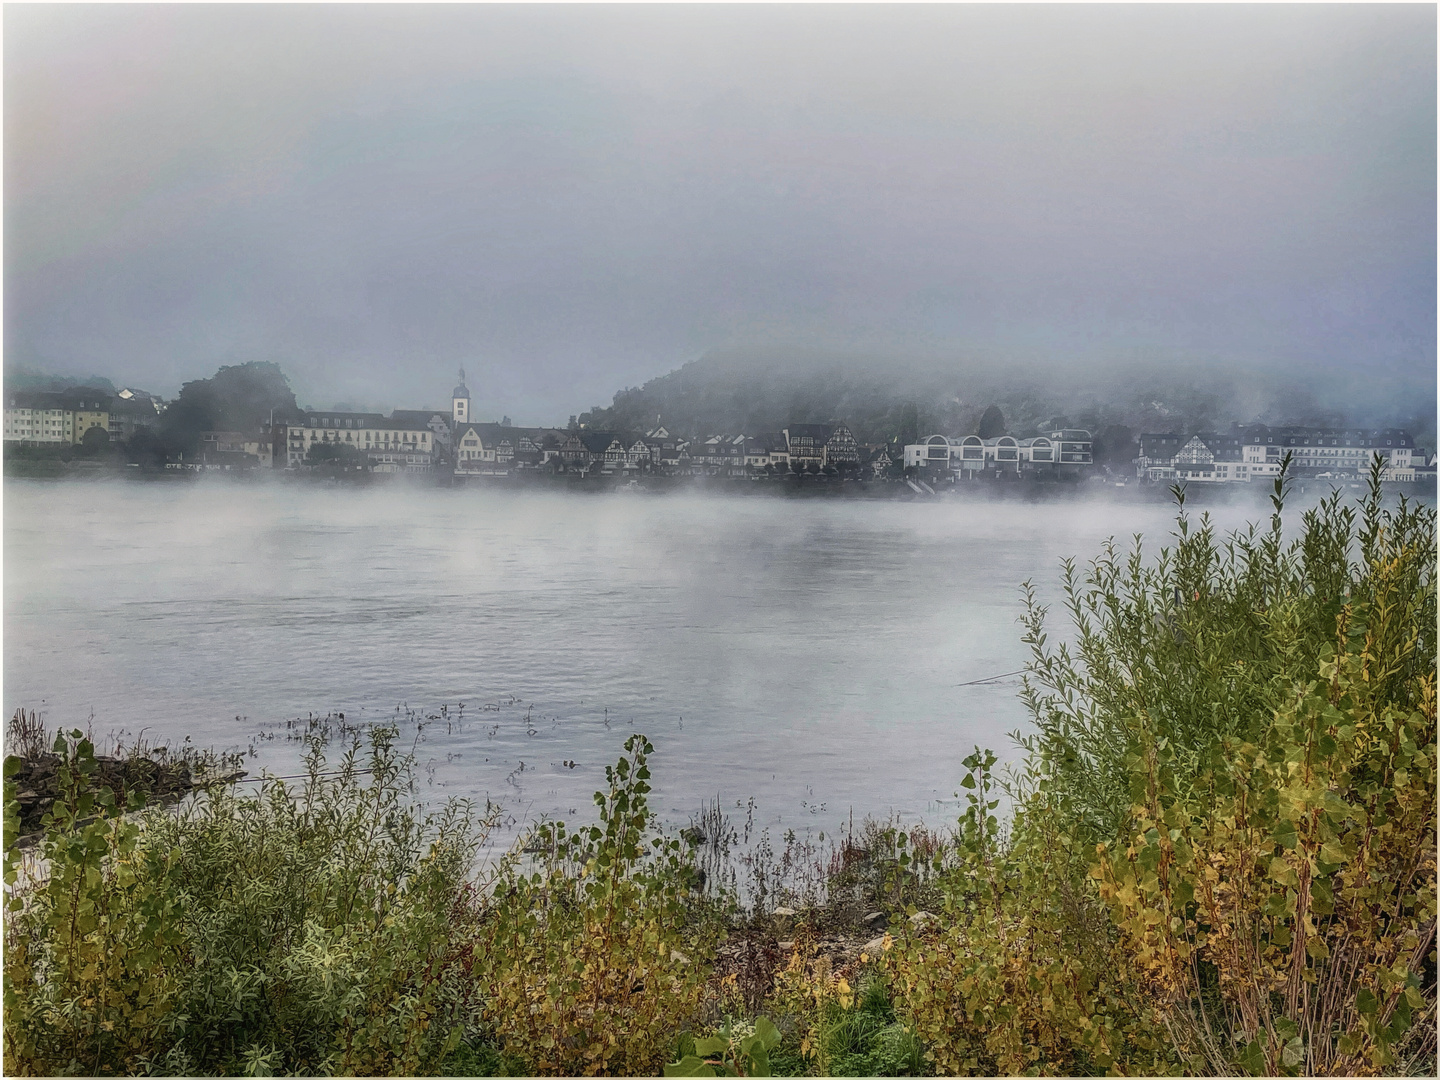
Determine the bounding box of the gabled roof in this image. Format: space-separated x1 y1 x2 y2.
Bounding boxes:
456 422 554 446
390 409 449 427
579 430 620 454
785 423 833 441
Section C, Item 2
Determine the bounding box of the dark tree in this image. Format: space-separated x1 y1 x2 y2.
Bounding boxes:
306 441 367 468
80 425 110 451
977 405 1006 439
125 426 169 467
162 362 298 451
897 403 920 447
1094 424 1138 468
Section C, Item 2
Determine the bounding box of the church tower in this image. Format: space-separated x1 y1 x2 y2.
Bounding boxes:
452 367 471 426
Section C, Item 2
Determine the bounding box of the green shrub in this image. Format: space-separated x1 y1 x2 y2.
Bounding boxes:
5 725 494 1076
1093 483 1437 1074
886 460 1437 1076
4 730 187 1076
471 734 716 1075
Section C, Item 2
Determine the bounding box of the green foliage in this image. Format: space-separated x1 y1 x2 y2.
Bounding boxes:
305 440 368 468
976 405 1006 439
885 458 1438 1076
5 726 492 1076
162 362 297 451
819 981 924 1078
665 1015 781 1076
472 734 715 1075
4 729 187 1076
79 425 111 453
883 746 1168 1075
1093 469 1437 1074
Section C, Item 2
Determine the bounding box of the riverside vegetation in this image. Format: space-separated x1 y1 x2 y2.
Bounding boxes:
3 460 1434 1076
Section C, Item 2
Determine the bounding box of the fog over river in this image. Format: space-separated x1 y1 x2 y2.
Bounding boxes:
4 479 1313 848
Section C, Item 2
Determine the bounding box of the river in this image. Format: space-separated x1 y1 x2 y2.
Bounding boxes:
2 476 1331 853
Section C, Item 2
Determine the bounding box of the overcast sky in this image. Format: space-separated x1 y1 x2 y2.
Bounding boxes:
5 5 1435 420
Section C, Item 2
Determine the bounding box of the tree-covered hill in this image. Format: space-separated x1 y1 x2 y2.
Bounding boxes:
573 348 1436 449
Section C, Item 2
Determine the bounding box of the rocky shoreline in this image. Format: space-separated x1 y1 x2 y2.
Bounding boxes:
6 749 245 848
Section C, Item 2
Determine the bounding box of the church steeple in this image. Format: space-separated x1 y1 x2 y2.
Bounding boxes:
452 367 471 426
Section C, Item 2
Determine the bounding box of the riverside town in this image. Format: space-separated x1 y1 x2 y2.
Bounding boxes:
4 365 1434 491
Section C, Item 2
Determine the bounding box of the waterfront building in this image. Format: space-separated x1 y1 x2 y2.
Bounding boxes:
108 390 163 440
906 429 1087 477
743 434 788 471
453 423 556 474
283 411 435 471
1138 425 1417 483
982 436 1022 473
4 389 112 445
866 445 897 478
198 431 271 468
783 422 859 469
642 428 683 471
754 433 790 470
1136 432 1184 480
783 424 829 469
823 424 860 467
956 435 985 474
903 434 963 472
1017 436 1056 470
1048 429 1094 466
392 409 453 451
1252 427 1415 477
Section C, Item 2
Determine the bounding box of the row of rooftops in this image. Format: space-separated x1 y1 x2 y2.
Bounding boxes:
916 430 1092 446
1141 425 1416 461
6 386 165 413
454 423 852 451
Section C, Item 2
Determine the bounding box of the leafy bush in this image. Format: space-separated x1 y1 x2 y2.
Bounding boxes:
4 730 187 1077
665 1014 782 1076
886 461 1437 1076
5 726 493 1076
471 734 715 1075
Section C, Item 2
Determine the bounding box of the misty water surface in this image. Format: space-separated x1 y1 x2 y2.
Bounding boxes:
6 479 1289 847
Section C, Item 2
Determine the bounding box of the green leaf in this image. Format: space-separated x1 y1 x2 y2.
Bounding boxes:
1281 1037 1304 1068
664 1056 717 1077
1269 857 1299 887
693 1037 729 1056
754 1015 780 1051
1236 1038 1266 1076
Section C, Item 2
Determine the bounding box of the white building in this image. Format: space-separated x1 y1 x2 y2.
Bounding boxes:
903 430 1084 476
1048 429 1094 466
1250 427 1414 477
903 434 965 471
1140 426 1417 483
283 411 435 471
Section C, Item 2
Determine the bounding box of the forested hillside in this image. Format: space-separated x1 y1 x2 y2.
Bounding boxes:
574 349 1437 450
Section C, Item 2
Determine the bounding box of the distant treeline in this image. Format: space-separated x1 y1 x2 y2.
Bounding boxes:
572 350 1438 452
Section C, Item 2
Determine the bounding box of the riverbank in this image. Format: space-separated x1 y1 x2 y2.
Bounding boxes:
8 455 1435 506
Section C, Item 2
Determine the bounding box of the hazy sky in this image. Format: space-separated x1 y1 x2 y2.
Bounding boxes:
6 5 1435 420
